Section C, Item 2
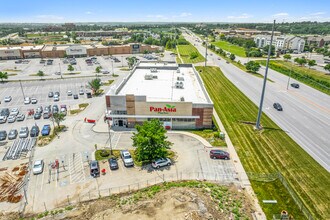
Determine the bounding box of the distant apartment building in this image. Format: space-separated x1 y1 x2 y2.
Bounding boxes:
214 28 281 37
76 31 131 38
306 36 330 47
254 35 305 53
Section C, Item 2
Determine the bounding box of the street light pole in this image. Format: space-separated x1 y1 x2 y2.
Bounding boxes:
107 119 113 155
286 61 293 90
19 80 26 100
111 60 114 77
204 39 208 67
59 63 62 79
256 20 276 130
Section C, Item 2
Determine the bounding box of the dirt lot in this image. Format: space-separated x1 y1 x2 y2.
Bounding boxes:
2 181 255 220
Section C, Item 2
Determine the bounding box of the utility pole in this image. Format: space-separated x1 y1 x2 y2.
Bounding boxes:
19 80 25 99
204 39 208 67
111 60 114 77
256 20 276 130
286 61 293 90
107 119 113 155
59 63 62 79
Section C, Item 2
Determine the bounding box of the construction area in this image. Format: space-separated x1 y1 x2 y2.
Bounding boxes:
3 138 36 161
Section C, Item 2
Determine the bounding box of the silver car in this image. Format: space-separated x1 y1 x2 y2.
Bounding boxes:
7 115 16 123
151 158 172 169
33 160 44 175
19 126 29 138
8 129 18 140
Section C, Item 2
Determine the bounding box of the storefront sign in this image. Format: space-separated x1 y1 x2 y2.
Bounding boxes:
150 104 176 114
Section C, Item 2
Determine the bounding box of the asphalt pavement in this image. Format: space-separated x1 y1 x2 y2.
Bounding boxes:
183 31 330 172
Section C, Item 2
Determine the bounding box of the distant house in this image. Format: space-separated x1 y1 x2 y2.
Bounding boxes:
306 36 325 47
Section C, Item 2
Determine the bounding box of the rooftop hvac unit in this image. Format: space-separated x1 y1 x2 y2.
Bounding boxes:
150 68 157 72
152 75 158 79
144 74 153 80
177 76 184 81
180 96 185 101
175 81 184 89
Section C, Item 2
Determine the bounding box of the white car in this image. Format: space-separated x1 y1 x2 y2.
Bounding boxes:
33 160 44 175
24 97 31 104
7 115 16 123
19 126 29 138
0 116 7 124
10 108 19 116
31 98 38 104
79 89 84 95
151 158 172 169
16 114 25 121
67 90 73 96
54 94 59 101
4 96 12 102
120 150 134 167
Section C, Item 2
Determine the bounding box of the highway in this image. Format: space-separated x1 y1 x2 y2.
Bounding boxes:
182 31 330 172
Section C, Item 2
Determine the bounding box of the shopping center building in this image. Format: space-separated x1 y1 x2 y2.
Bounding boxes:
105 61 214 129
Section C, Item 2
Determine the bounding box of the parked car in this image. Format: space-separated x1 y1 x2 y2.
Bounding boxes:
44 105 51 113
73 94 79 99
273 102 283 111
67 90 73 96
53 95 59 101
0 116 7 124
151 158 172 169
36 106 43 113
43 112 51 119
8 129 18 140
291 83 300 88
7 115 16 123
120 150 134 167
54 91 60 97
4 96 12 102
79 89 84 95
209 149 230 160
102 70 110 74
48 92 54 98
90 160 100 177
32 160 44 175
24 97 31 104
16 114 25 121
0 108 10 117
10 108 19 116
19 126 29 138
54 71 61 75
31 98 38 104
108 158 119 170
60 107 67 115
41 124 51 136
0 130 7 141
30 125 40 137
34 112 42 120
52 105 59 113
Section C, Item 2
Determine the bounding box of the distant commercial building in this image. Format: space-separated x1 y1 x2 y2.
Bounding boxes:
254 35 305 53
0 45 44 60
105 61 213 129
214 28 281 37
76 31 131 38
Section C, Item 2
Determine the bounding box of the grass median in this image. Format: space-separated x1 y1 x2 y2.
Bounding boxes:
197 66 330 219
177 43 205 63
212 41 246 57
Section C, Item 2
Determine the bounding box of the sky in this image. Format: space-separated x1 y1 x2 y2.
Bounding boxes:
0 0 329 23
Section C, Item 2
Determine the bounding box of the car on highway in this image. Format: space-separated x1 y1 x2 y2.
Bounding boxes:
16 114 25 121
0 116 7 124
41 124 51 136
32 160 44 175
4 96 12 102
151 158 172 169
120 150 134 167
31 98 38 104
24 97 31 104
67 90 73 96
48 92 54 98
73 94 79 99
108 158 119 170
1 108 10 117
10 108 19 116
7 115 16 123
8 129 18 140
55 71 61 75
291 83 300 88
0 130 7 141
102 70 110 74
210 149 230 160
226 61 230 64
90 160 100 177
273 103 283 111
53 94 59 101
30 125 40 137
34 112 42 120
19 126 29 138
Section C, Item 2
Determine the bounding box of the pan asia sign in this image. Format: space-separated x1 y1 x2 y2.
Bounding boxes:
150 104 176 114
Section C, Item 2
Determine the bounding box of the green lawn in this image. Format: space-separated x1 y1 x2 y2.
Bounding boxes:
212 41 246 57
257 60 330 95
27 33 63 38
177 43 205 63
197 66 330 219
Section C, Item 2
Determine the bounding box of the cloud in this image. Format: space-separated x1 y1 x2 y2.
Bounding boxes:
272 12 289 17
310 12 325 16
227 13 252 19
35 14 64 20
86 11 93 15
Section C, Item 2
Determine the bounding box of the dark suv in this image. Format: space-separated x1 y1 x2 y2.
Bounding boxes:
210 149 230 160
0 130 7 141
30 125 40 137
291 83 300 88
90 160 100 177
273 102 283 111
0 108 10 117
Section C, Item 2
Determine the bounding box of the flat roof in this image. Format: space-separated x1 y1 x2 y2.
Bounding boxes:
0 45 44 50
117 62 210 103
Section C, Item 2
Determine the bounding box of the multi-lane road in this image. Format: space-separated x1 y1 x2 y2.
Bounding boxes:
183 31 330 172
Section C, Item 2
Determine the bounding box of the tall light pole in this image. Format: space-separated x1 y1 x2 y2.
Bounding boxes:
204 39 208 67
107 119 113 155
256 20 276 130
19 80 25 99
59 62 63 79
111 60 114 77
286 60 293 90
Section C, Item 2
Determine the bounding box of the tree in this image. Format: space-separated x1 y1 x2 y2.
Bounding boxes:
0 71 8 82
229 54 236 61
263 45 275 56
324 64 330 74
36 70 45 79
245 61 261 73
95 66 101 73
294 57 307 66
283 54 291 61
307 60 316 69
67 64 74 72
53 112 66 128
88 78 101 94
131 119 172 162
126 56 138 69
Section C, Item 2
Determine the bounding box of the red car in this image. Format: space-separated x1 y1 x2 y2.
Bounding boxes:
210 149 230 160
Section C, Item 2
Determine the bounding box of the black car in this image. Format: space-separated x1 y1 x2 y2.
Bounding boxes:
108 158 119 170
0 108 10 117
73 94 79 99
30 125 40 137
0 130 7 141
48 92 54 98
273 103 283 111
34 112 42 119
291 83 300 88
90 160 100 177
